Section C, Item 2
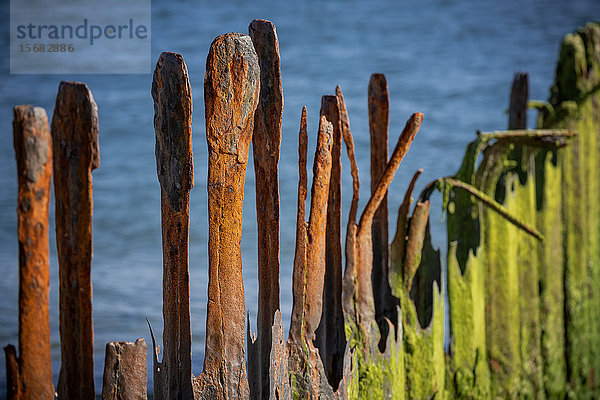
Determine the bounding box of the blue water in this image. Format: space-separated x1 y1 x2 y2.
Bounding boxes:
0 0 596 394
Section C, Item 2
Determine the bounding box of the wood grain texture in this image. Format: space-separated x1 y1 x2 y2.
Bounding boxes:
102 339 147 400
51 81 99 400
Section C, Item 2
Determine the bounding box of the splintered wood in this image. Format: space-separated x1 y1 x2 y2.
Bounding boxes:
152 51 194 400
51 81 99 400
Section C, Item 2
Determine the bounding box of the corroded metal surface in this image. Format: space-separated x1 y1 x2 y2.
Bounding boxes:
368 74 396 348
248 19 283 400
51 81 99 400
152 51 194 400
12 105 54 400
195 32 259 399
316 94 346 390
102 339 147 400
287 114 334 399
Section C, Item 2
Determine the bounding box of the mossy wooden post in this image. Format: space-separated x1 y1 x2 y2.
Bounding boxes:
196 32 259 399
52 81 99 400
540 22 600 397
287 113 335 399
315 94 347 391
9 105 54 399
368 74 397 350
248 19 283 400
102 339 147 400
151 52 194 400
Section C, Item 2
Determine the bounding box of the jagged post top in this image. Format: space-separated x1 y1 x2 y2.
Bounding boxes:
205 32 260 164
52 81 99 170
13 106 51 186
152 52 194 212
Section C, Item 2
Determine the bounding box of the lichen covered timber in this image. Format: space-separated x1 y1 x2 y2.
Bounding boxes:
539 22 600 399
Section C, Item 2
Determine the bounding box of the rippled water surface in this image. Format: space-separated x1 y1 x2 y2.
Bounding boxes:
0 0 596 393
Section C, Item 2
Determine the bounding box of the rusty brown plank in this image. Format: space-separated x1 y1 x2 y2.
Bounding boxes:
102 339 147 400
51 81 99 400
368 73 397 350
403 201 431 292
509 72 528 130
195 32 259 400
4 345 20 400
288 106 308 346
12 105 54 399
151 52 194 400
248 19 283 400
316 95 346 389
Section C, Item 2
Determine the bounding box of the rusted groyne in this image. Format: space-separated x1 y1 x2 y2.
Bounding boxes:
4 20 600 400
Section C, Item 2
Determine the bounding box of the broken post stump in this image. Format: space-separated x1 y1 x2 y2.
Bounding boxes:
51 81 99 400
196 32 260 399
102 339 147 400
151 51 194 400
11 105 54 400
248 18 283 400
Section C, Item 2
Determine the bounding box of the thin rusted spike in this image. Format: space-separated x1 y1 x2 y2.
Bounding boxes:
152 52 194 400
4 345 20 400
389 169 423 294
368 73 396 350
51 81 99 400
288 107 308 345
196 32 259 399
354 113 423 336
12 105 54 399
336 87 360 224
316 95 346 388
249 19 283 400
102 339 147 400
403 201 431 291
509 72 529 130
359 113 423 231
304 115 334 338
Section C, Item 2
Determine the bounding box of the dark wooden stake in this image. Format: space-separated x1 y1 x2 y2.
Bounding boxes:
52 81 99 400
248 19 283 400
151 52 194 400
11 105 54 400
102 339 147 400
196 32 259 399
509 72 529 130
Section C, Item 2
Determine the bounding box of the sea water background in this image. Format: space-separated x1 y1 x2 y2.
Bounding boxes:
0 0 596 394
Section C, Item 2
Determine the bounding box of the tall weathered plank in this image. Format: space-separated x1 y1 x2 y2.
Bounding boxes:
52 81 99 400
151 52 194 400
248 19 283 400
12 105 54 400
196 32 259 399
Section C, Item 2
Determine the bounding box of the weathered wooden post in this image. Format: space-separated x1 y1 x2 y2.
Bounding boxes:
287 111 335 399
6 105 54 399
52 81 99 400
151 51 194 400
195 32 259 399
315 94 346 390
102 339 147 400
368 74 397 349
248 19 283 400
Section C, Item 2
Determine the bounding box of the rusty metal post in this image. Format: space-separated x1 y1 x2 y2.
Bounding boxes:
102 339 147 400
51 81 99 400
151 52 194 399
11 105 54 400
287 113 334 399
4 345 20 400
509 72 528 130
248 19 283 400
315 95 346 389
368 73 397 349
195 32 259 399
